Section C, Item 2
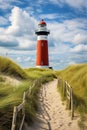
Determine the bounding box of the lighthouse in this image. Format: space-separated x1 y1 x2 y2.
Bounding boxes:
35 19 50 68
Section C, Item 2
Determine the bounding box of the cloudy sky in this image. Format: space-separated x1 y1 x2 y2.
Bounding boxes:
0 0 87 70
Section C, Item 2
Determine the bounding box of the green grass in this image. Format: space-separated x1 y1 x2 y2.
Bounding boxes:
56 63 87 129
0 75 6 82
0 80 33 129
0 56 56 130
56 63 87 113
0 56 28 79
25 67 56 83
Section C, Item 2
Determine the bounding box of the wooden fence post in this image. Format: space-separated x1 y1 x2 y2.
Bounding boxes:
65 82 71 109
22 92 26 114
57 79 74 120
71 87 74 120
57 79 59 86
11 106 18 130
69 85 71 110
19 92 26 130
58 78 60 86
63 81 66 97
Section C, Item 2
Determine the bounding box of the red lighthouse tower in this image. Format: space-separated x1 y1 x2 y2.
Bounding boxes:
35 20 50 68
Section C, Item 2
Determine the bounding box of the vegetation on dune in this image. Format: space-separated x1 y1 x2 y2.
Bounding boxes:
0 80 33 130
0 56 56 130
56 63 87 114
0 56 28 79
0 75 6 82
25 67 56 82
56 63 87 129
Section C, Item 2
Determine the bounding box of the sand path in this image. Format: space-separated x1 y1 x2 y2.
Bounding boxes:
24 79 80 130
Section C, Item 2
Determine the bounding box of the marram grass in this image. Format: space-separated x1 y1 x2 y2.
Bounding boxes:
56 63 87 114
0 56 28 79
0 56 56 130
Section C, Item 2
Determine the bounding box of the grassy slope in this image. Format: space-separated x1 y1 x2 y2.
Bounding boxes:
0 56 56 130
0 56 28 79
0 56 31 110
25 68 56 82
0 57 33 130
56 63 87 113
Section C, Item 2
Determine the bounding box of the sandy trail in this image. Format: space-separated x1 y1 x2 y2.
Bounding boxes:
24 79 80 130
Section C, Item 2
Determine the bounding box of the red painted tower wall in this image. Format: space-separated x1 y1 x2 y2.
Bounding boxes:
36 40 49 66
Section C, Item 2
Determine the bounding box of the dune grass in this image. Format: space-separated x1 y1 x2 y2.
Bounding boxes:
25 67 56 82
56 63 87 129
0 56 56 130
56 63 87 114
0 56 28 79
0 80 33 130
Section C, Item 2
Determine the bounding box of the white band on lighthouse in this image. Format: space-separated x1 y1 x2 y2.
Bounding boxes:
36 65 49 68
38 35 47 40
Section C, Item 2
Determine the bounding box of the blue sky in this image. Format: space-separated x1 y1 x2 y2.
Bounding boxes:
0 0 87 70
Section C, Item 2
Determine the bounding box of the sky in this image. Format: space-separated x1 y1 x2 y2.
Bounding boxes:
0 0 87 70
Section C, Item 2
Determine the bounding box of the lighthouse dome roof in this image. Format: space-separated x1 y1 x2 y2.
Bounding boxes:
39 19 46 25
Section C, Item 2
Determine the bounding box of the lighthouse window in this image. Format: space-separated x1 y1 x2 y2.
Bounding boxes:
41 24 45 27
39 24 45 27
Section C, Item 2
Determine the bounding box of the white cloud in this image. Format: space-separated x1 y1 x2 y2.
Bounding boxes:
0 1 11 10
68 61 76 65
71 44 87 52
16 57 22 62
0 35 18 47
17 37 36 50
48 18 87 46
49 0 62 6
0 47 9 56
15 55 35 68
24 57 31 62
0 16 8 25
40 14 59 19
73 33 87 44
49 42 70 54
64 0 87 9
6 6 37 36
0 28 5 34
0 6 37 51
0 0 23 9
24 6 34 15
49 0 87 9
